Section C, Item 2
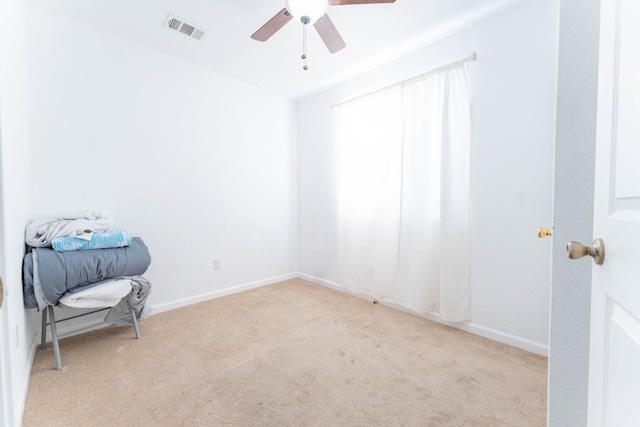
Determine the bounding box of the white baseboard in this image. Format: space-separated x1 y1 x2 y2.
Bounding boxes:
36 271 548 357
297 273 549 357
151 272 298 314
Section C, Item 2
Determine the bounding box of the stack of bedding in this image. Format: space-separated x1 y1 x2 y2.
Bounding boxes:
22 210 152 325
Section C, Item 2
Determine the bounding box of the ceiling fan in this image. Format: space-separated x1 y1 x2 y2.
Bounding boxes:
251 0 396 69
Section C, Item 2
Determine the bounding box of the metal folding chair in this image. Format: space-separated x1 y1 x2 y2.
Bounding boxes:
40 304 140 370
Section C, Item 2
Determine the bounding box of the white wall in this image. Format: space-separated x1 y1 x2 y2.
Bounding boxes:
548 0 599 424
297 0 557 354
0 0 35 424
26 5 298 331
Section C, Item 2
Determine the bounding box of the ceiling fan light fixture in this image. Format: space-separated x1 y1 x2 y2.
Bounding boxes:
285 0 328 24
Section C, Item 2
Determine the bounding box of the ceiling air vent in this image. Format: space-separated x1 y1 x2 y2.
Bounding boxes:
164 14 206 41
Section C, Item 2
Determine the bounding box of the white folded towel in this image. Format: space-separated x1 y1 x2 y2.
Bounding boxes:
58 278 133 308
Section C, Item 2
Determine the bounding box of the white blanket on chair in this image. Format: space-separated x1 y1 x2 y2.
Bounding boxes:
58 278 133 309
25 210 114 247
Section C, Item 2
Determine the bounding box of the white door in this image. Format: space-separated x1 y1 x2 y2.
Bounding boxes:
0 169 11 425
587 0 640 425
0 273 10 427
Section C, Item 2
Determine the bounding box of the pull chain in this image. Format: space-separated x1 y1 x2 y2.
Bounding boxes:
302 24 308 70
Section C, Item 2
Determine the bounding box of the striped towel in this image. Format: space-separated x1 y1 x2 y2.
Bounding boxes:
51 230 133 252
104 276 152 326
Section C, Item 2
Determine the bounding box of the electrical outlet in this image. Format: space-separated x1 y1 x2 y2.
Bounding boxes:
214 259 221 270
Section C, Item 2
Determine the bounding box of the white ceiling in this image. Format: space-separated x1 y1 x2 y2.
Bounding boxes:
30 0 521 99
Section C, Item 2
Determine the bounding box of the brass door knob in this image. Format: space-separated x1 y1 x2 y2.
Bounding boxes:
567 238 605 265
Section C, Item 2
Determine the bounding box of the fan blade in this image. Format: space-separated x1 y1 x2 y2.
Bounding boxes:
328 0 395 5
251 8 293 42
313 14 346 54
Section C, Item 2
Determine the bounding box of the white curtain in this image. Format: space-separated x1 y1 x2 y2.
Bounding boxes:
337 65 471 322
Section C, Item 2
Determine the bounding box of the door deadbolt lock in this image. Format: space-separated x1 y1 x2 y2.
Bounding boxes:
538 227 552 238
567 238 605 265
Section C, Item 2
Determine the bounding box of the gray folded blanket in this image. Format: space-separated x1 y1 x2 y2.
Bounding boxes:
23 237 151 309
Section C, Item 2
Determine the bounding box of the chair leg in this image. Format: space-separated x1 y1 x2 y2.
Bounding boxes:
48 305 62 370
40 306 48 349
130 306 141 340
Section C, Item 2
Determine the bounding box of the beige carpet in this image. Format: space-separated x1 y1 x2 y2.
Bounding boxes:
23 279 547 426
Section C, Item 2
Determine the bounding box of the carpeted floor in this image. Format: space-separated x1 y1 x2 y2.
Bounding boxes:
23 279 547 426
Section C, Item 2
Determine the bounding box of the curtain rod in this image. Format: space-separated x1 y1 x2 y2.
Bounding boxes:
332 52 477 110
